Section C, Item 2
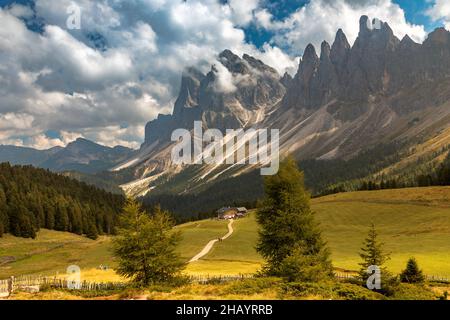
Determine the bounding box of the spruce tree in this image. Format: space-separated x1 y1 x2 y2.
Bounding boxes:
359 224 398 294
112 199 186 285
359 224 390 279
400 257 425 284
256 156 333 282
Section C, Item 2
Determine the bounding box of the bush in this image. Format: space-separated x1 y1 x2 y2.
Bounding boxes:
389 283 436 300
223 277 282 295
278 246 333 282
335 283 386 300
400 258 425 284
282 281 385 300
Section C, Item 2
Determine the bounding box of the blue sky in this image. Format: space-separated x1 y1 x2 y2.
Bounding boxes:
242 0 440 48
0 0 448 149
393 0 439 31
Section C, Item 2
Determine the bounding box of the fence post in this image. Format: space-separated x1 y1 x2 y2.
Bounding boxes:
8 276 14 295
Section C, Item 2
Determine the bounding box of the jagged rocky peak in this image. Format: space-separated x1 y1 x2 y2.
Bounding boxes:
358 15 393 36
144 49 287 146
218 49 250 74
330 28 350 66
399 34 419 49
320 41 331 59
424 27 450 46
173 67 205 116
297 43 319 82
280 72 293 88
355 15 399 49
218 49 280 77
303 43 319 63
242 53 279 76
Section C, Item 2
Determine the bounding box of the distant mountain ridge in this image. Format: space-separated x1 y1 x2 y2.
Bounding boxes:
0 138 134 174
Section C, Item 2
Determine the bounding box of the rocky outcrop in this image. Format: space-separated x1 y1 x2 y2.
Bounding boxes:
144 50 286 146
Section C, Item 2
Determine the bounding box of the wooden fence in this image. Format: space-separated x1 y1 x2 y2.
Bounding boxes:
334 272 450 283
188 274 253 284
0 273 253 297
0 275 126 298
1 272 449 298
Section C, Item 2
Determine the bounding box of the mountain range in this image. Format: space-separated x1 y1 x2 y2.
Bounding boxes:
114 16 450 197
0 138 133 174
3 16 450 205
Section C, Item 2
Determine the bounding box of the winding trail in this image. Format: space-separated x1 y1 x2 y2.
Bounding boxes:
188 219 234 263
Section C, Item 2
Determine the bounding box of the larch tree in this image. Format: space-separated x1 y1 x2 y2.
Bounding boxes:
256 156 333 282
112 198 186 285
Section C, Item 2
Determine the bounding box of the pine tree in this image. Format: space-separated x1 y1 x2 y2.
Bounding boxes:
400 257 425 284
359 224 397 294
359 224 390 280
256 156 333 282
112 199 186 285
85 219 99 240
0 186 7 237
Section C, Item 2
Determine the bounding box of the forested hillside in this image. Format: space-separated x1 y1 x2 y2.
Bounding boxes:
0 163 125 239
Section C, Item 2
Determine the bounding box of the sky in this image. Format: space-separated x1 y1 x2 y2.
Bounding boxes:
0 0 449 150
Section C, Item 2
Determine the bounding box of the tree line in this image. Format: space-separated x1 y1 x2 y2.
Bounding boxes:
0 163 125 239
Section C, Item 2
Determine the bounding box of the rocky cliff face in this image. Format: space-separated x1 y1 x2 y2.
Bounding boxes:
144 50 286 147
116 16 450 196
283 16 450 116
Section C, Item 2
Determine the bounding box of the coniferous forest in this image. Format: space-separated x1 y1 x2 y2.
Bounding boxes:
0 163 125 239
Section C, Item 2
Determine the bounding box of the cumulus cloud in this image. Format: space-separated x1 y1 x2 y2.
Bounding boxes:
427 0 450 30
0 0 429 149
212 63 238 93
256 0 427 55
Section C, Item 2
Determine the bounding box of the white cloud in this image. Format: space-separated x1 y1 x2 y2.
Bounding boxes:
257 0 427 54
228 0 260 26
253 44 300 76
212 62 238 93
6 3 34 18
427 0 450 30
254 8 273 29
0 0 429 150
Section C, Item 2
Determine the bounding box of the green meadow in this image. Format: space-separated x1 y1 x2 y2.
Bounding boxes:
2 186 450 279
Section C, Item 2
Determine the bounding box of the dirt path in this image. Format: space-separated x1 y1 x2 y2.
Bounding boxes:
188 219 234 263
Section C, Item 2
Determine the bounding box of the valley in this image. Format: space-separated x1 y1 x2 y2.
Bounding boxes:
2 186 450 281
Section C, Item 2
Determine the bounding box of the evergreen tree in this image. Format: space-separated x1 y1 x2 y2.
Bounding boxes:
256 156 333 282
400 257 425 284
0 186 7 236
359 224 390 279
85 219 99 240
359 224 397 294
0 163 124 238
112 199 185 285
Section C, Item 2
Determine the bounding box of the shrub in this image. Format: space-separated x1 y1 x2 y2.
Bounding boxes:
282 281 385 300
389 283 436 300
223 277 282 295
400 258 425 284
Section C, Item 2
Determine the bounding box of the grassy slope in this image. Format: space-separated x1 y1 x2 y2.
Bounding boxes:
2 186 450 279
174 219 229 260
186 212 262 275
0 230 120 281
313 187 450 276
0 219 229 280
